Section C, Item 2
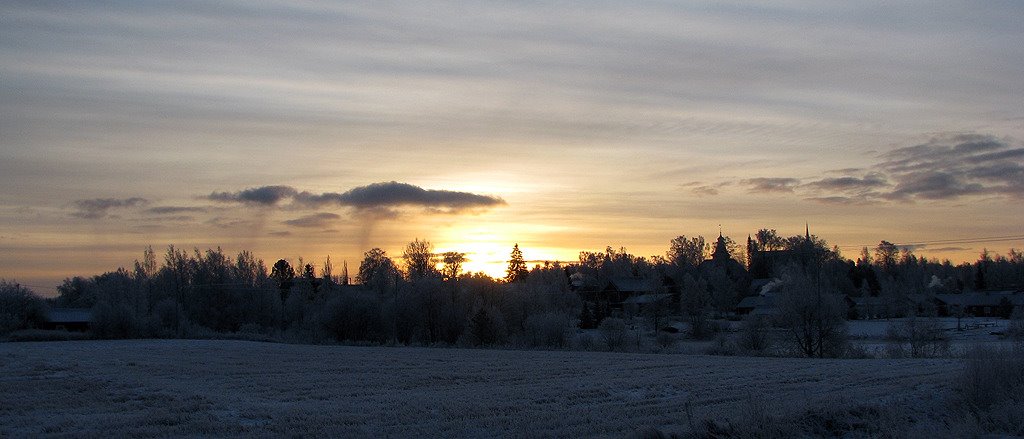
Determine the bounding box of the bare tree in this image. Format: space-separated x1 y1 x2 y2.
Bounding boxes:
403 238 438 280
680 273 711 339
776 267 848 357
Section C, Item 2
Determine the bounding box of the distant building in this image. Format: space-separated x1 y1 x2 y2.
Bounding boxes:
935 291 1024 318
746 225 818 279
735 294 777 316
699 232 746 278
42 308 92 332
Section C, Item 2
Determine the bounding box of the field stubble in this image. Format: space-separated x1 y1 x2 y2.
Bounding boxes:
0 340 959 437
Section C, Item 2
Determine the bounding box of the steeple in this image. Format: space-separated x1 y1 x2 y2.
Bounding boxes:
805 222 810 241
712 230 729 263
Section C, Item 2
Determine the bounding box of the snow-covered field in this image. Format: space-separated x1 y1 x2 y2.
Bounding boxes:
0 340 962 437
846 317 1016 356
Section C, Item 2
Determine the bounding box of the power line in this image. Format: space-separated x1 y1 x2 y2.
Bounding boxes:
836 234 1024 250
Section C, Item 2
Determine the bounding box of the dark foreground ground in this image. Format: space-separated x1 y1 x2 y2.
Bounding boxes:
0 340 959 437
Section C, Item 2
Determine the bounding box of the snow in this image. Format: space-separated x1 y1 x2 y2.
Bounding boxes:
0 340 962 437
846 317 1009 338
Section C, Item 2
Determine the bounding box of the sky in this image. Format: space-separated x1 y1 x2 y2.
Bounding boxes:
2 1 1023 295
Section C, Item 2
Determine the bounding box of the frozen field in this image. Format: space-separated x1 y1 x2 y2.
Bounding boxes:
1 340 960 437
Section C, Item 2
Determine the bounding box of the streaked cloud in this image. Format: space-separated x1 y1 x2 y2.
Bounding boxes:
145 206 208 215
71 197 148 219
283 212 341 228
741 178 800 193
878 134 1024 201
750 134 1023 204
805 174 888 192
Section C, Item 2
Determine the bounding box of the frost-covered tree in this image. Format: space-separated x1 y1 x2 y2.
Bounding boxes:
776 266 847 358
667 235 707 269
0 280 46 335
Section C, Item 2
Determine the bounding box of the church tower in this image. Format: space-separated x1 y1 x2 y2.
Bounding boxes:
712 231 730 263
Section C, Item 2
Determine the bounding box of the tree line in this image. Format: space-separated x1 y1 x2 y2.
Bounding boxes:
2 230 1022 356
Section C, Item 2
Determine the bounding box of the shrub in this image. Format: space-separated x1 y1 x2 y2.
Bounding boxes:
464 307 505 347
958 346 1024 435
91 302 146 339
737 314 771 353
5 329 92 342
523 312 571 348
704 334 738 356
572 331 595 351
1006 308 1024 341
0 280 47 335
655 331 675 349
598 318 627 351
886 316 950 358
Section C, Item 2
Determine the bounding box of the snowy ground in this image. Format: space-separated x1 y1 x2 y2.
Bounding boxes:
0 340 961 438
846 317 1016 356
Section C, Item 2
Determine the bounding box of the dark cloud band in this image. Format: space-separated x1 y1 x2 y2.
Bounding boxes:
209 182 506 213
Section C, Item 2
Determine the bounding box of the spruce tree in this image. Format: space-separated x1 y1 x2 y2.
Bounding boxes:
506 243 528 283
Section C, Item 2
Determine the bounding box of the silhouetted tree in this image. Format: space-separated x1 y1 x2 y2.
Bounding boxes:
403 238 438 280
667 235 707 269
441 251 466 282
506 244 528 283
357 248 399 294
270 259 295 301
322 256 333 283
875 241 899 273
755 229 783 251
341 260 350 285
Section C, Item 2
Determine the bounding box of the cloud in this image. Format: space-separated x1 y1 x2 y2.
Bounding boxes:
145 206 208 215
803 196 872 205
884 171 985 200
71 197 148 219
773 133 1024 205
875 134 1024 201
927 246 970 252
741 178 800 193
283 212 341 228
805 173 888 192
208 182 505 214
690 185 719 196
298 181 506 212
205 217 252 229
208 185 298 205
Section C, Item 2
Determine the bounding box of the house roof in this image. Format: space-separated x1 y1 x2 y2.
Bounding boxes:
935 292 1024 307
603 278 653 293
622 293 671 305
46 308 93 323
736 295 775 309
848 296 885 306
